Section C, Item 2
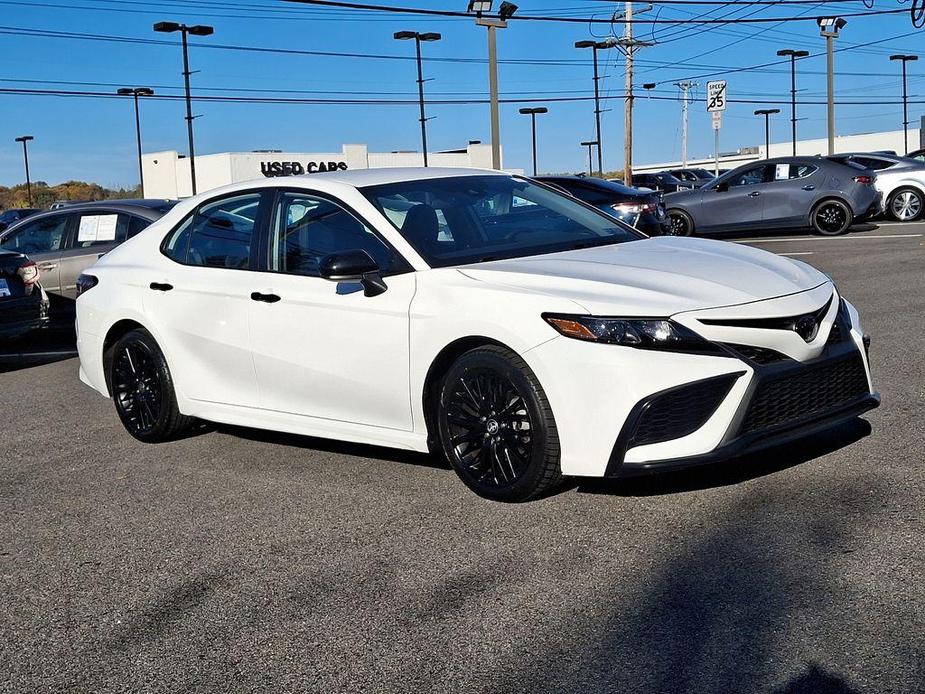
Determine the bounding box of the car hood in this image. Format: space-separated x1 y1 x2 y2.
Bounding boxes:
456 236 829 316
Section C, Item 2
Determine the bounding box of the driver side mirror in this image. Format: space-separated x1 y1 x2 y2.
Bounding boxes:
319 249 388 297
715 181 729 192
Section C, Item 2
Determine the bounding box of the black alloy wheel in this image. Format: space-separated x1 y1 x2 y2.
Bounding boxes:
666 210 693 236
437 345 561 502
811 199 852 236
110 329 193 442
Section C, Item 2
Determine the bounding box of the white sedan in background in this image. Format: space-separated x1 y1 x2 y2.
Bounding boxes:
75 168 879 502
828 152 925 221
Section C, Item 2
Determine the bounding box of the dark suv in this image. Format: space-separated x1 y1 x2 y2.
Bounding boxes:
630 172 692 194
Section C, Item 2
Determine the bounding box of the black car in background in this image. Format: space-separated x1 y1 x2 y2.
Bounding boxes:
630 172 692 194
665 168 716 188
0 249 48 341
0 208 40 233
537 175 671 235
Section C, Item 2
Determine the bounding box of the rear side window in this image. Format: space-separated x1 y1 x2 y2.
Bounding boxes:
852 156 894 171
73 213 138 248
162 193 261 269
771 164 818 180
0 215 69 254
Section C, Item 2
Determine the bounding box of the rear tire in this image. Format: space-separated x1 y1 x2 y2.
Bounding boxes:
110 329 193 443
811 199 852 236
436 345 562 502
887 187 923 222
666 209 694 236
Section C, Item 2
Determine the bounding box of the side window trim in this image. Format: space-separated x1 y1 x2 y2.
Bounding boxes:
159 188 271 271
262 186 412 278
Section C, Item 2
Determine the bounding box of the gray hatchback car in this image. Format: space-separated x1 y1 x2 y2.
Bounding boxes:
663 156 882 236
0 199 175 303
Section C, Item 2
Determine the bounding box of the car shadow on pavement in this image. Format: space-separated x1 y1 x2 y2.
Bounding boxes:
716 222 879 241
218 424 450 470
576 417 872 498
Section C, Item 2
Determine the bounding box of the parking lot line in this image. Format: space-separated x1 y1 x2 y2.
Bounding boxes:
779 252 814 256
740 233 923 244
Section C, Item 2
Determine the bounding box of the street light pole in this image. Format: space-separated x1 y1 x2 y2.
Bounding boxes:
118 87 155 193
581 140 598 176
518 107 548 176
153 21 214 196
776 49 809 156
818 17 847 155
394 31 442 167
890 54 918 154
754 108 780 158
575 39 615 177
471 1 518 170
14 136 34 207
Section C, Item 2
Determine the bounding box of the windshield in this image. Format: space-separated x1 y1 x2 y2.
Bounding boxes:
362 175 642 268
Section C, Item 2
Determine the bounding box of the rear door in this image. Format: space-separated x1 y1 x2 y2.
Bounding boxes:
760 162 822 228
0 214 70 295
59 211 143 299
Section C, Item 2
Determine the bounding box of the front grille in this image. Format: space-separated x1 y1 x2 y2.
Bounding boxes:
722 343 791 365
740 353 869 435
628 373 741 447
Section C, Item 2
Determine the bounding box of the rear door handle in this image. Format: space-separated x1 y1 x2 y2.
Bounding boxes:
149 282 173 292
802 185 816 191
747 191 761 198
251 291 281 303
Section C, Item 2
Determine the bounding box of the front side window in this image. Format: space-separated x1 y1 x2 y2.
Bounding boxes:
363 175 642 268
163 193 260 268
728 165 771 187
0 215 69 254
852 156 895 171
269 192 402 276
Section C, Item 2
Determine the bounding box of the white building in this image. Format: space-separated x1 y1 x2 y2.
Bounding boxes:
635 123 924 175
142 142 506 199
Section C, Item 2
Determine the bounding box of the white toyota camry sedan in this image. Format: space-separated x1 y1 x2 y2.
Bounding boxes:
75 168 879 501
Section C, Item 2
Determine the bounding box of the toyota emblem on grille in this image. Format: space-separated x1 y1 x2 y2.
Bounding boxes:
793 315 819 342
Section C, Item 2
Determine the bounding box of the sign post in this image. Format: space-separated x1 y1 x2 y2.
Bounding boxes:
706 80 727 176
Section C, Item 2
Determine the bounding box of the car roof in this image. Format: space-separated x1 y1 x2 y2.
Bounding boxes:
295 166 506 187
536 175 643 195
64 198 176 211
0 199 173 236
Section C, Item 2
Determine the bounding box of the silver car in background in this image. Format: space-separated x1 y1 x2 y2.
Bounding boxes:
663 156 882 237
0 199 175 304
826 152 925 222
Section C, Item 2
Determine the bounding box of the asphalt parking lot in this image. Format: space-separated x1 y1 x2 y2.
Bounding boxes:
2 222 924 693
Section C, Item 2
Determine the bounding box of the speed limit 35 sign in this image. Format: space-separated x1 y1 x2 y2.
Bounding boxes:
706 80 727 112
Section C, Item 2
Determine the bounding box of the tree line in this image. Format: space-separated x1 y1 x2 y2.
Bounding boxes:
0 181 141 210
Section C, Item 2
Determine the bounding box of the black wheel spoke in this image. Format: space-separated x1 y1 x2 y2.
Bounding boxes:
113 340 164 436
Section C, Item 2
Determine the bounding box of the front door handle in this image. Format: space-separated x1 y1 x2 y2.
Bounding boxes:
251 291 281 303
149 282 173 292
802 185 816 191
37 263 58 271
747 191 761 198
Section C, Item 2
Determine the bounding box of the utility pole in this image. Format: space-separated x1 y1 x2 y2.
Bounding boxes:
14 136 34 207
674 81 696 168
615 2 652 187
754 108 780 158
394 31 442 167
575 38 615 177
472 1 518 170
518 107 548 176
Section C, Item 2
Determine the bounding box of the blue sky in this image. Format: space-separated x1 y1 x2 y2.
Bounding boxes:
0 0 922 188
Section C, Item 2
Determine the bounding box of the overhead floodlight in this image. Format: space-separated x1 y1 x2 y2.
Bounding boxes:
188 24 214 36
152 21 181 33
420 32 442 41
498 1 518 20
467 0 492 13
393 30 416 40
15 135 34 143
642 82 656 90
817 16 846 36
574 40 595 49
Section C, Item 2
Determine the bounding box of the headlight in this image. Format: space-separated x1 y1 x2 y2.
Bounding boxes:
542 313 724 354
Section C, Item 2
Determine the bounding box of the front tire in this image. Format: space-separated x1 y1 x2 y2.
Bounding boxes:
887 187 923 222
437 345 561 502
666 209 694 236
110 329 193 442
811 199 852 236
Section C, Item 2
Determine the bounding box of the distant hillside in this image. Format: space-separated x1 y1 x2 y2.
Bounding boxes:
0 181 141 210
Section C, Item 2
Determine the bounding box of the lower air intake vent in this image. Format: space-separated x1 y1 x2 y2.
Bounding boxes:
740 353 868 435
723 344 791 365
628 373 742 448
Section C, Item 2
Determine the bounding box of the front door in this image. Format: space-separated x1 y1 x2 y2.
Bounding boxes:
146 191 266 408
702 164 771 230
247 190 415 431
0 214 70 295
